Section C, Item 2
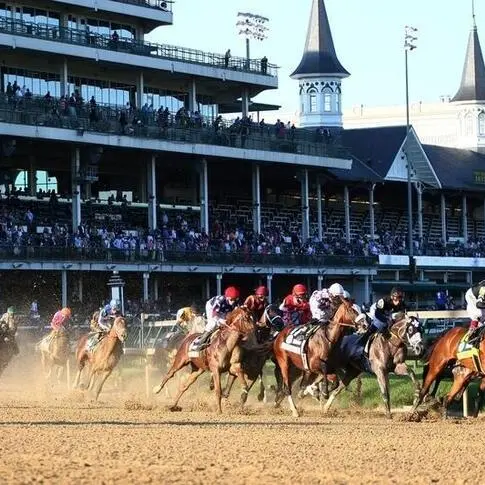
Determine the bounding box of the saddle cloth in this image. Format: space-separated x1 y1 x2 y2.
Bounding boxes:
281 324 320 370
188 330 219 358
456 329 485 373
85 332 105 353
338 333 373 374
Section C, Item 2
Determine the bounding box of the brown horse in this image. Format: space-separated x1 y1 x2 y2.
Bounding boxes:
273 299 359 417
38 330 70 385
412 326 485 417
323 314 423 418
152 306 255 413
72 316 127 400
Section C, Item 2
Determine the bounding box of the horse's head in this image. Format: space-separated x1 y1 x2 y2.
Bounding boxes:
226 306 255 339
390 314 424 356
261 304 284 332
110 316 128 343
333 298 360 328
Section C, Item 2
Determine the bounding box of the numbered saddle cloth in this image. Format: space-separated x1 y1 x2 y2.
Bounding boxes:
281 324 320 370
456 328 485 373
188 330 219 358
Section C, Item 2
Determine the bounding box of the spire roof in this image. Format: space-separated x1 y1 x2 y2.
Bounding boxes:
452 5 485 103
291 0 349 79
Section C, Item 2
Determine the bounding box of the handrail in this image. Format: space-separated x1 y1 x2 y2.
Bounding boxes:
111 0 173 12
0 246 378 268
0 17 277 77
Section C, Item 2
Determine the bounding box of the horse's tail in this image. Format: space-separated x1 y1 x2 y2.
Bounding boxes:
241 339 273 356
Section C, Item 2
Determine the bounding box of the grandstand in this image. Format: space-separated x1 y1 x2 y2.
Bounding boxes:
0 0 484 321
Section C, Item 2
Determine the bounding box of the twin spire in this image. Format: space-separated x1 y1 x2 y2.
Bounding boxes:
291 0 349 78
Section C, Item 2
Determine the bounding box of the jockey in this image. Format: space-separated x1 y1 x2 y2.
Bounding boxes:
0 307 19 354
280 284 312 326
97 299 122 332
464 279 485 344
198 286 241 345
368 287 407 334
309 282 346 322
244 285 269 323
51 307 72 332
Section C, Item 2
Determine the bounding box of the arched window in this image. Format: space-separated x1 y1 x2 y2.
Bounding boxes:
479 112 485 135
323 90 332 112
465 112 474 136
308 88 317 112
14 170 57 193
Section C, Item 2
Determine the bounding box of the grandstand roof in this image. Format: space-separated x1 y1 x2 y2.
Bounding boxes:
423 144 485 191
291 0 349 79
341 126 407 177
327 155 381 183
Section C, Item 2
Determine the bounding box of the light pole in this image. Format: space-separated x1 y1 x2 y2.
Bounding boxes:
404 25 417 274
236 12 269 67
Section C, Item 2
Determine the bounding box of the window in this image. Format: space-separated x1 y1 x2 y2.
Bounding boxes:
15 171 57 193
479 112 485 135
465 113 474 136
308 89 317 113
324 93 332 112
335 94 340 113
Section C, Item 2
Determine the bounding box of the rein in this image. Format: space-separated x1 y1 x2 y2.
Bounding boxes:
388 321 407 348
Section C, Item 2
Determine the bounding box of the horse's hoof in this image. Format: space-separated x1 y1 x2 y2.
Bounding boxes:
292 411 300 418
257 393 265 402
152 385 163 395
169 405 182 412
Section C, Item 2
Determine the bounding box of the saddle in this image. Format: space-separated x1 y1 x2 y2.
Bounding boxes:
188 330 220 358
456 327 485 373
281 323 320 370
86 332 106 353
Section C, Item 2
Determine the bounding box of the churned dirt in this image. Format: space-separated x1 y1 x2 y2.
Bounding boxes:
1 356 484 485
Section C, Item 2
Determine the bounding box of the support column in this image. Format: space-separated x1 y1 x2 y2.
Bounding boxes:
252 164 261 234
266 274 273 304
242 88 250 118
136 71 144 109
71 147 81 232
61 270 67 308
143 273 150 302
153 275 159 301
364 275 370 306
462 194 468 244
317 180 323 242
147 155 157 231
78 274 83 303
317 274 323 291
199 159 209 234
301 169 310 242
28 155 36 197
216 274 222 296
369 183 375 240
139 164 147 204
188 78 197 114
416 183 423 247
205 278 211 300
344 185 351 244
441 192 447 243
60 58 68 97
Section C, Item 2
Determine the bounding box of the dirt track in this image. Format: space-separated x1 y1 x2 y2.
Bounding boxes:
1 359 484 484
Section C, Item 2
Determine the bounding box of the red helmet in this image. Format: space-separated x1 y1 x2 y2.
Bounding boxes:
255 286 269 297
292 284 307 296
224 286 240 299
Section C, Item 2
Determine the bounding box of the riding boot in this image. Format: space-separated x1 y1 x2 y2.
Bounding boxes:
467 321 479 347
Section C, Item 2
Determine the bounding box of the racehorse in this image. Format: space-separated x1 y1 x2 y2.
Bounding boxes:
323 314 423 418
0 334 17 378
72 316 127 400
152 306 255 413
411 326 485 418
38 329 70 386
273 299 359 417
221 304 284 405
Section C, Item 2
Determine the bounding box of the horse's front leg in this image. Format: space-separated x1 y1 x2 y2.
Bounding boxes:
93 369 113 401
394 362 421 406
473 377 485 418
374 366 391 418
222 374 237 399
229 347 249 400
323 366 361 413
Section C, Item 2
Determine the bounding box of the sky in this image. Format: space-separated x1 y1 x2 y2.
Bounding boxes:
147 0 480 120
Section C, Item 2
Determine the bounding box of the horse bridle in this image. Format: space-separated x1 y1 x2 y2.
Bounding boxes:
323 306 358 344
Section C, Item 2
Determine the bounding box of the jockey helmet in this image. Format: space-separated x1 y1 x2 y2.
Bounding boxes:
329 283 345 297
61 307 71 318
7 306 14 314
390 287 404 298
255 285 269 297
292 284 307 296
224 286 240 300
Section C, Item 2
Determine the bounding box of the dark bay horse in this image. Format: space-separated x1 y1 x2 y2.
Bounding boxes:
412 326 485 417
323 314 423 418
0 335 17 378
273 299 359 417
72 316 128 400
152 306 255 413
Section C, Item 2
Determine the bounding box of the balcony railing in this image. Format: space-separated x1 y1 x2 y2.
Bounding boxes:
0 245 378 268
0 97 350 159
0 17 277 77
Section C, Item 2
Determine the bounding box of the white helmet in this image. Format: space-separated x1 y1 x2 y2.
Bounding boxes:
110 299 120 310
328 283 345 297
343 290 351 300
